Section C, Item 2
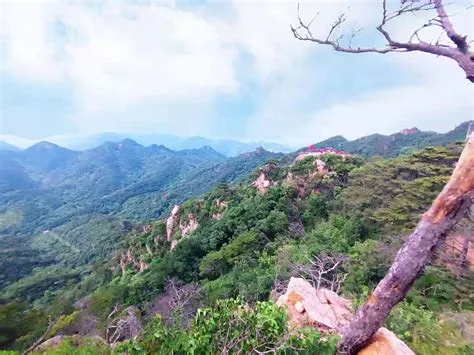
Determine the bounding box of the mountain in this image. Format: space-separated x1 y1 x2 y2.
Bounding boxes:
0 140 283 292
0 141 21 152
20 141 79 173
303 121 472 158
1 127 472 353
38 132 294 156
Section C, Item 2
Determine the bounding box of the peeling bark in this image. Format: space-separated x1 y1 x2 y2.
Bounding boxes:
458 238 470 278
338 132 474 354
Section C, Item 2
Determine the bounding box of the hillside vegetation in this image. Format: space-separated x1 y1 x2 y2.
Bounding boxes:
0 124 472 354
1 140 472 354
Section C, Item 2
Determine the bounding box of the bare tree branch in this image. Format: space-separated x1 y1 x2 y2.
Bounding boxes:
433 0 469 53
290 253 348 292
23 314 62 354
292 0 474 82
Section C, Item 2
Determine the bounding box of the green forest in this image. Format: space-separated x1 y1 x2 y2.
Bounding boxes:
1 125 473 354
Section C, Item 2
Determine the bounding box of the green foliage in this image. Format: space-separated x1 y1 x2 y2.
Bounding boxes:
408 267 474 311
30 336 110 355
3 137 473 353
46 311 80 338
116 299 338 354
299 192 328 228
386 301 474 354
88 284 126 322
0 302 46 351
304 215 374 254
344 239 393 295
0 143 281 303
342 145 461 233
291 156 317 174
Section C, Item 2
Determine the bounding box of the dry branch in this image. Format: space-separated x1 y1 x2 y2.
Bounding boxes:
23 314 62 354
292 0 474 82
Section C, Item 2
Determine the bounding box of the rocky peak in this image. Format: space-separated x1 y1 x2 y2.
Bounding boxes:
399 127 420 135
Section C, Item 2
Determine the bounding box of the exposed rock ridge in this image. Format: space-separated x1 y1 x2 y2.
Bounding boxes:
166 204 199 250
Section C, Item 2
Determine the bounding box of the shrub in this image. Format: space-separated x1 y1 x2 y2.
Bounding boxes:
116 299 338 354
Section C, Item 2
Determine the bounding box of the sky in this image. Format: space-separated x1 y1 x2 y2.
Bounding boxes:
1 0 473 148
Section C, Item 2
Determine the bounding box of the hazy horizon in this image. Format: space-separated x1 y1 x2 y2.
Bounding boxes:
1 1 473 147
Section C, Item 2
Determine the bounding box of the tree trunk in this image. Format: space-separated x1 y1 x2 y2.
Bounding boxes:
458 238 470 278
338 131 474 354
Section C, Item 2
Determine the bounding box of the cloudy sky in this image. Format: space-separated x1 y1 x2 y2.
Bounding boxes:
1 0 473 147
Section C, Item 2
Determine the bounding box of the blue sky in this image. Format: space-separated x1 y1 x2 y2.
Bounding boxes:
1 0 473 148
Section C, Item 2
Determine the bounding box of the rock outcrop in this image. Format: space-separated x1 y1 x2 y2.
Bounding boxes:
399 127 420 135
212 199 228 220
252 163 277 193
118 248 149 274
276 277 352 330
166 205 181 242
166 204 199 250
276 277 414 354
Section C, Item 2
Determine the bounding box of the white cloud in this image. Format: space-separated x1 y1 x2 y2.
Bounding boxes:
1 0 63 81
2 0 238 130
1 0 473 144
242 1 474 145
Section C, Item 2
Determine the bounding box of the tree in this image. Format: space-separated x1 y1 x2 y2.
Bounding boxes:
340 104 472 353
292 1 474 352
292 0 474 82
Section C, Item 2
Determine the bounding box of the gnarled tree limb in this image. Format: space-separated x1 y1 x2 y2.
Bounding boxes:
292 0 474 82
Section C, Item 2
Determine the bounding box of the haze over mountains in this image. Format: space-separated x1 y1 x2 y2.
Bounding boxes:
0 133 294 157
1 121 471 157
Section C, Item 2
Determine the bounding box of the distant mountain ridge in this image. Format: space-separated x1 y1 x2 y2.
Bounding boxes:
0 133 293 157
302 120 472 158
2 121 471 158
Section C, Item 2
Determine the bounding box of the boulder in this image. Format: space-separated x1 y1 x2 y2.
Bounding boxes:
358 328 414 355
276 277 352 330
276 277 414 354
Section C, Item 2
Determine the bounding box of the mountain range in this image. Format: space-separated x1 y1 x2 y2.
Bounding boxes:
1 121 473 353
2 121 471 158
0 133 294 157
0 120 471 291
302 120 472 158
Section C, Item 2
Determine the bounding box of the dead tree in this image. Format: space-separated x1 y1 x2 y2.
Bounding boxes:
164 278 201 326
105 303 142 344
23 314 62 354
335 129 473 354
290 254 348 293
291 0 474 82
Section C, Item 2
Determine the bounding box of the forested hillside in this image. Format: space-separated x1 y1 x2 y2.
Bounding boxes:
0 141 282 296
306 121 472 158
1 136 472 354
